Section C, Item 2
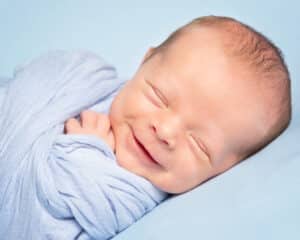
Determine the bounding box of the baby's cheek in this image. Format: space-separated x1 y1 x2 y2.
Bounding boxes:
125 94 150 118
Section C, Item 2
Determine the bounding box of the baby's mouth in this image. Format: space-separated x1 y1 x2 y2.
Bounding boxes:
132 131 159 165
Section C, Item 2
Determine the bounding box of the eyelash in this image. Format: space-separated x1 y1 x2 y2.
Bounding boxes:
147 82 167 107
189 134 209 158
151 87 164 105
190 135 201 151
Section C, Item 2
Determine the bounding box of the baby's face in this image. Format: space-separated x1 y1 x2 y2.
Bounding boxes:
109 28 265 193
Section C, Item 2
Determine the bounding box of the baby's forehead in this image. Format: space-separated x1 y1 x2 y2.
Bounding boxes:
148 30 261 100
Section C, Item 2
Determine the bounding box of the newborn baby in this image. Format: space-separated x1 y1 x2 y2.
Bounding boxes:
64 15 291 194
0 15 292 240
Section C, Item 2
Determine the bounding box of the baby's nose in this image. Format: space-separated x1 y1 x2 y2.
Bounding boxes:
151 115 182 148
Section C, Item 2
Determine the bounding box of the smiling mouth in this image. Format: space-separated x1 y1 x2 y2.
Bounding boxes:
132 131 159 165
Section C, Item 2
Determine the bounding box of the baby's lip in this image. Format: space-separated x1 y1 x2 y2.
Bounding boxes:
132 129 160 165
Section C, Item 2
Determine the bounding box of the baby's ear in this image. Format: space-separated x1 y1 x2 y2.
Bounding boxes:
141 47 156 65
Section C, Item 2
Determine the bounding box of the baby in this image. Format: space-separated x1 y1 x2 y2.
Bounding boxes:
65 15 291 194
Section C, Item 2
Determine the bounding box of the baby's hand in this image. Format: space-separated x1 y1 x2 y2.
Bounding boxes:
64 110 115 152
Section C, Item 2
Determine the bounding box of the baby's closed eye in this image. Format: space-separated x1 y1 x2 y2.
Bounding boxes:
145 80 168 108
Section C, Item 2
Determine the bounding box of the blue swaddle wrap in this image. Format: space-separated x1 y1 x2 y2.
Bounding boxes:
0 50 167 240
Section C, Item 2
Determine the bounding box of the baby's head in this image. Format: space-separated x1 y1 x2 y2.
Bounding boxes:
109 16 291 194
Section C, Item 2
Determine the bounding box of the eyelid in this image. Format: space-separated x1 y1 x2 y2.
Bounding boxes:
190 134 209 158
146 80 168 107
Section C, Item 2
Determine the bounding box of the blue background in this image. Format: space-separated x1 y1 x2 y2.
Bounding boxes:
1 1 299 239
0 0 299 121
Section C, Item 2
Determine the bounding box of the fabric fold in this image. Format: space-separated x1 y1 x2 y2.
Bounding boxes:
0 50 167 240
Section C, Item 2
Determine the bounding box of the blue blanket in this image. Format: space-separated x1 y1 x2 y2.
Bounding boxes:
0 50 167 239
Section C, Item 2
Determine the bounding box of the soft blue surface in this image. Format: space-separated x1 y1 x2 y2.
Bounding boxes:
1 1 299 239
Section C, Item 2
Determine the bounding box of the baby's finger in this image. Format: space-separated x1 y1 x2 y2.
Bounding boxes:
64 118 82 134
80 110 98 128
